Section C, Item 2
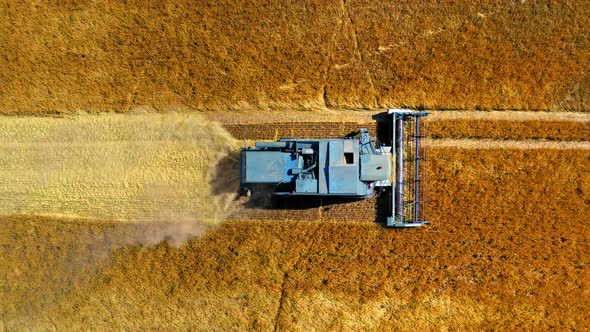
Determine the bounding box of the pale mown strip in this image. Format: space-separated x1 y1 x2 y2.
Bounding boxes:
0 113 239 223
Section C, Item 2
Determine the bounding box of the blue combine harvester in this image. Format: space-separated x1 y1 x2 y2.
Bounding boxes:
239 109 429 227
240 128 390 198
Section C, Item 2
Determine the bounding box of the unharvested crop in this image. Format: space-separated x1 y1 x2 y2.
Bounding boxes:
217 110 590 141
1 1 590 113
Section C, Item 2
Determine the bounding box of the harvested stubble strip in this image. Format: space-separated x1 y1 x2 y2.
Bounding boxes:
1 1 590 113
228 195 379 223
221 122 378 140
222 118 590 141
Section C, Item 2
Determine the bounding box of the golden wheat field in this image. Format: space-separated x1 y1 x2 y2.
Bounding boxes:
2 0 590 113
2 0 590 331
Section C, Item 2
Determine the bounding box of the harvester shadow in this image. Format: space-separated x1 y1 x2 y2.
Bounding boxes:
209 151 241 197
265 195 366 211
238 182 369 211
374 190 392 226
252 192 391 227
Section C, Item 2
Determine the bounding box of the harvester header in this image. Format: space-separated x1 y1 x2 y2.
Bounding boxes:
387 109 429 227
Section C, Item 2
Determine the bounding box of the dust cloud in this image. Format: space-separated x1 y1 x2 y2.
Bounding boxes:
0 111 242 245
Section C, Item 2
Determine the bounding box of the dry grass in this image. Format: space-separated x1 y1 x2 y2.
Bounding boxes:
1 1 590 113
2 145 588 330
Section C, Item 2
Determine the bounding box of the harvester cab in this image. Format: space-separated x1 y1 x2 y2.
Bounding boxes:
239 108 429 228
